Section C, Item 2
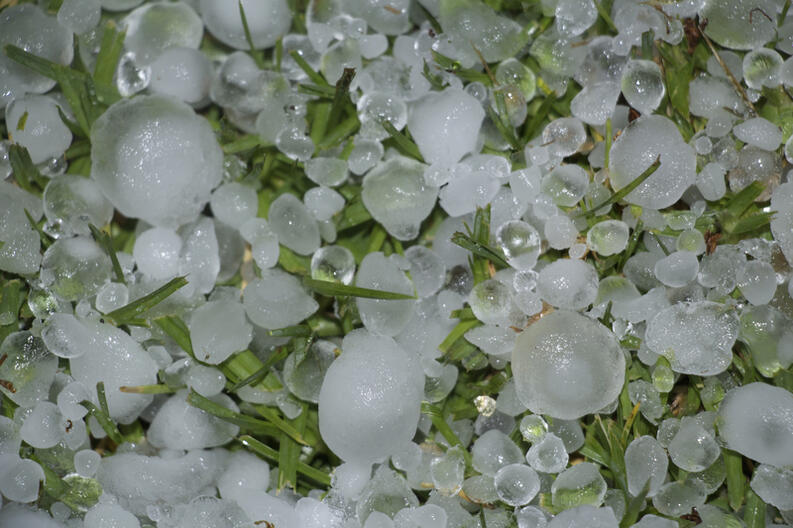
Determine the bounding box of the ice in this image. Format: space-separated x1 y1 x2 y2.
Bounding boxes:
187 300 252 364
166 496 251 528
608 116 696 209
750 464 793 510
310 245 356 285
651 480 707 517
91 95 223 227
6 96 72 165
630 515 677 528
365 511 395 528
510 167 542 206
0 331 57 408
645 301 739 375
512 310 625 419
667 419 719 472
494 220 541 271
653 251 698 288
0 458 45 503
516 506 547 528
0 504 67 528
629 381 664 423
100 0 144 11
318 329 422 464
490 464 539 507
233 490 298 528
431 445 466 496
700 0 776 50
268 193 321 255
519 415 548 444
587 220 629 256
733 117 782 151
0 4 73 108
471 429 523 476
283 339 336 403
178 216 221 295
133 227 182 280
401 246 444 298
238 218 277 271
304 186 345 222
620 60 665 115
244 268 318 329
437 0 526 64
548 419 584 453
116 51 151 97
737 260 776 305
74 449 100 478
0 196 40 274
42 175 113 240
551 463 607 509
496 58 537 103
356 466 419 522
690 78 744 120
276 127 315 161
624 436 667 498
97 450 224 516
358 92 408 140
570 82 620 126
743 48 783 89
407 88 485 166
438 168 500 217
542 118 587 158
147 46 212 105
122 1 203 66
465 325 515 357
675 229 706 255
39 236 111 301
83 503 140 528
94 282 128 313
356 252 416 336
771 183 793 265
147 389 239 449
305 157 349 187
348 138 385 175
69 320 158 423
729 146 782 197
209 182 257 230
718 382 793 467
555 0 596 36
217 450 270 500
536 259 599 310
20 401 64 449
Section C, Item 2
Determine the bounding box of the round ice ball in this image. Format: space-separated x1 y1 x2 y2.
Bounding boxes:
318 329 423 464
536 259 598 310
6 95 72 164
90 95 223 228
512 310 625 419
149 47 213 106
200 0 292 50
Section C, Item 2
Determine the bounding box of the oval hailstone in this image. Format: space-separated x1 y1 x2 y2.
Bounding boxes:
645 301 739 376
719 383 793 467
318 329 423 464
243 268 318 330
512 310 625 419
91 95 222 228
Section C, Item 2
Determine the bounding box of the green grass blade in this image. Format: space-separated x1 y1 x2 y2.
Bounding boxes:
450 231 510 269
439 319 482 354
153 315 195 358
277 404 308 491
4 44 58 79
380 119 425 162
227 347 289 392
7 144 40 194
302 277 417 300
253 404 309 446
119 384 175 394
93 21 126 87
186 389 282 437
289 50 329 87
577 156 661 219
88 224 126 285
238 435 331 487
724 181 765 218
724 448 745 511
81 400 123 445
744 488 765 528
104 276 188 325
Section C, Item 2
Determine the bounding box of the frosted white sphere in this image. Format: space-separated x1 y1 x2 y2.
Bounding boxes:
149 47 213 106
201 0 292 50
133 227 182 280
6 95 72 164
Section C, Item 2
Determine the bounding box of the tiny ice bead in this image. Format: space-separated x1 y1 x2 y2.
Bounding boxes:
494 464 541 506
74 449 101 477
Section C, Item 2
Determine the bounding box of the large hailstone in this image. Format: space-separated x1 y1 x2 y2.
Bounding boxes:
512 310 625 419
318 329 423 464
90 95 222 228
608 115 696 209
718 383 793 467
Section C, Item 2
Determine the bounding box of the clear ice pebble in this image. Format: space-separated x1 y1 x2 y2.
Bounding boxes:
356 252 416 336
189 300 253 364
268 193 321 255
513 310 624 419
736 259 777 305
149 47 213 106
69 320 158 424
587 220 629 256
305 186 345 221
311 245 356 284
40 236 111 302
244 268 318 330
122 1 203 65
40 313 93 359
718 382 793 467
471 429 523 476
147 389 240 449
431 445 466 495
551 463 607 510
210 182 258 229
570 81 621 126
494 464 540 506
318 329 423 464
547 505 618 528
542 118 587 158
651 480 707 517
133 227 182 280
0 4 74 108
620 60 665 115
58 0 101 35
700 0 777 50
645 301 738 375
43 175 113 238
555 0 597 36
743 48 783 89
537 259 599 310
667 419 720 472
405 246 446 298
733 117 782 151
750 464 793 510
0 459 45 503
407 88 485 166
0 195 41 275
653 251 698 288
284 340 336 403
91 95 222 227
609 115 696 209
468 279 513 325
526 433 570 473
630 515 678 528
6 96 72 164
496 220 541 270
624 436 668 498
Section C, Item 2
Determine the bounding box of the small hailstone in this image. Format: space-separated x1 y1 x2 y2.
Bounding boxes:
305 157 349 187
210 182 258 229
496 220 541 270
431 445 466 496
0 458 45 503
667 418 720 472
519 415 548 444
40 236 112 302
733 117 782 151
149 47 213 106
84 503 140 528
275 126 315 161
468 279 513 325
736 260 776 305
6 95 72 164
95 282 129 313
510 167 542 206
620 60 665 115
356 252 415 336
20 401 64 449
347 138 384 175
200 0 291 50
676 229 706 255
189 300 252 364
551 463 607 510
122 1 203 65
305 186 345 221
536 259 599 311
515 506 548 528
651 480 707 517
57 0 101 34
750 464 793 510
471 429 523 476
41 313 93 359
240 218 279 270
267 193 320 256
545 215 580 251
743 48 783 89
653 250 699 287
244 268 318 329
133 227 182 280
147 389 240 450
625 435 668 498
494 464 540 506
405 246 445 298
43 175 113 238
217 450 270 500
542 165 589 207
357 92 408 139
74 449 101 477
587 220 630 256
542 118 586 158
310 245 356 284
555 0 597 37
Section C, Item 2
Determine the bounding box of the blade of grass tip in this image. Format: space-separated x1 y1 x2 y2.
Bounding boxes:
24 209 52 250
450 231 510 269
302 277 417 300
651 231 671 256
153 315 195 359
7 144 39 193
277 404 307 491
438 319 482 355
421 402 473 466
379 119 425 162
93 21 126 88
4 44 58 79
238 0 265 69
238 435 331 487
186 388 283 437
327 67 356 131
104 276 188 325
119 384 175 394
80 400 123 445
88 224 126 285
577 156 661 219
724 448 746 511
604 118 612 168
744 488 765 528
274 36 283 72
96 382 111 417
227 346 289 392
253 404 309 446
290 50 330 87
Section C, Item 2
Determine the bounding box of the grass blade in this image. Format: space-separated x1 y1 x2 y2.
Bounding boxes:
153 315 195 358
88 224 126 285
238 435 331 487
421 402 473 465
744 488 765 528
577 156 661 219
104 276 188 325
439 319 483 354
93 21 126 88
380 119 425 162
227 347 289 392
7 144 40 194
81 401 123 445
724 448 745 511
303 277 416 300
119 384 175 394
277 404 308 491
450 231 510 269
289 50 329 87
186 389 282 437
238 0 266 69
253 404 309 446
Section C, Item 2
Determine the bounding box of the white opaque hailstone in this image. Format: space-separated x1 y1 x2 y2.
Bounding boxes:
542 118 586 158
733 117 782 151
95 282 129 313
305 157 349 187
268 193 321 255
667 419 720 472
276 126 315 161
651 480 707 517
468 279 513 325
318 329 423 464
587 220 630 256
189 300 252 364
620 60 665 115
718 383 793 467
69 320 158 424
750 464 793 510
513 310 625 419
91 95 222 228
537 259 599 311
653 251 698 287
0 458 45 503
696 162 727 201
217 450 270 501
201 0 291 49
133 227 183 280
335 461 374 500
645 301 738 375
210 182 258 229
84 503 140 528
737 259 777 305
407 88 485 167
0 504 66 527
357 92 408 139
240 218 279 270
554 0 596 36
20 401 63 449
40 236 112 302
6 95 72 165
497 220 541 270
0 4 73 108
244 268 318 330
57 382 90 421
438 168 501 218
405 246 446 298
122 1 203 65
148 389 240 450
58 0 101 34
305 186 345 222
362 157 438 240
465 325 515 357
185 363 226 397
771 183 793 266
493 464 540 506
609 115 696 209
149 47 212 106
178 216 220 295
356 252 416 336
74 449 101 477
348 138 384 175
0 194 41 275
551 463 607 510
624 436 667 498
43 175 113 239
471 429 523 476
